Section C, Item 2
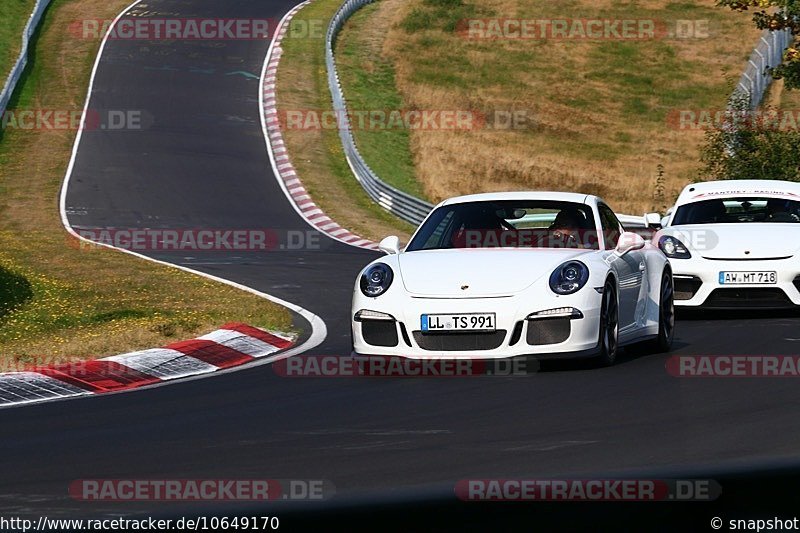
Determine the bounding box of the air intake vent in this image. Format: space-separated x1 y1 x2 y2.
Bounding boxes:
363 321 399 347
412 331 507 351
526 318 570 345
674 276 702 301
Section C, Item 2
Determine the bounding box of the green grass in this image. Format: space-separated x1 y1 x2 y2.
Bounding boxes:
335 2 423 198
0 0 36 90
395 1 744 133
399 0 492 33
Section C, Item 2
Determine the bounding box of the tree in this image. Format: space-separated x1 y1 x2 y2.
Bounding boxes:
717 0 800 89
699 93 800 181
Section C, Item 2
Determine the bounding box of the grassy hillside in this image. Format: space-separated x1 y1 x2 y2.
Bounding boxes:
336 0 761 215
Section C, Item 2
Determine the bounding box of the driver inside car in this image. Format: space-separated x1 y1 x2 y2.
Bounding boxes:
548 207 589 247
766 198 800 222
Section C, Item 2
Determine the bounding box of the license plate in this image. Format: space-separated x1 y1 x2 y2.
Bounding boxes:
421 313 496 332
718 271 777 285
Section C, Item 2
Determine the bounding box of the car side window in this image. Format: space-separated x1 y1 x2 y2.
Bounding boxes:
598 204 622 250
422 210 455 248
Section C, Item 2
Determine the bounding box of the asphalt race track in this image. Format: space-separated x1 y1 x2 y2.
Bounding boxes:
2 0 800 523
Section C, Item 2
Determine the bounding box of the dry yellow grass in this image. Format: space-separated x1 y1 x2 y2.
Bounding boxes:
0 0 292 369
373 0 762 215
768 78 800 110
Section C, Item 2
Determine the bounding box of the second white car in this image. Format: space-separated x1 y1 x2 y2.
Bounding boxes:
657 179 800 309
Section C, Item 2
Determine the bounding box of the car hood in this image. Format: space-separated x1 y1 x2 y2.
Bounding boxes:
664 224 800 260
397 248 590 297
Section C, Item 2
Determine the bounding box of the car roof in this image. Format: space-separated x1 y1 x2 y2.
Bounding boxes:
439 191 595 206
676 180 800 205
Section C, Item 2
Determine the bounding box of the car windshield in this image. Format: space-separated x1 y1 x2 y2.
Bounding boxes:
406 200 600 251
672 197 800 225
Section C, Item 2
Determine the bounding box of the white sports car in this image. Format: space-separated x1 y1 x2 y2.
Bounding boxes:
351 192 674 365
656 179 800 309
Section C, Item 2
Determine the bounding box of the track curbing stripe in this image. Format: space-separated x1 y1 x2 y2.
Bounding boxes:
258 1 378 251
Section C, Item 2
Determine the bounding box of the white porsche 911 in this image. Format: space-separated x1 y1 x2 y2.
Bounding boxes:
656 179 800 309
351 192 674 365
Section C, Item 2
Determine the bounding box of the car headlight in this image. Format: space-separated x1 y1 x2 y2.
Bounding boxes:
658 235 691 259
549 261 589 295
360 263 394 297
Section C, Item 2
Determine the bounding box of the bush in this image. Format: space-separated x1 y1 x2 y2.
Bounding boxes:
699 94 800 181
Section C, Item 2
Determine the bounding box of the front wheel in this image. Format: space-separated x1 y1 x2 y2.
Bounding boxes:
596 279 619 367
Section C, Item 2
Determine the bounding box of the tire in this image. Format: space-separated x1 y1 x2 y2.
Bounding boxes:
596 278 619 367
647 269 675 353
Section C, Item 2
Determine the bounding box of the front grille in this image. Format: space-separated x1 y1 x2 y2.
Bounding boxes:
362 320 399 347
704 288 793 309
412 331 507 351
526 318 571 345
674 276 702 301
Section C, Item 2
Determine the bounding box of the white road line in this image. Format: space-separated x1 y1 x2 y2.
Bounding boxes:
23 0 330 409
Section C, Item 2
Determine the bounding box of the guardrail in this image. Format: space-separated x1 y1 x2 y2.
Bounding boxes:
326 0 433 226
731 28 793 110
0 0 53 119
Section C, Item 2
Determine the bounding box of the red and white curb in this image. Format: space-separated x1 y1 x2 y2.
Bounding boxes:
260 2 379 251
0 323 295 407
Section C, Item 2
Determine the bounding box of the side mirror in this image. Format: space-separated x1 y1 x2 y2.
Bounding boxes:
644 212 662 229
661 208 673 228
615 232 646 256
378 235 401 255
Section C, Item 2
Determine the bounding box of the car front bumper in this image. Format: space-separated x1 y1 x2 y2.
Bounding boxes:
671 257 800 308
351 287 604 359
